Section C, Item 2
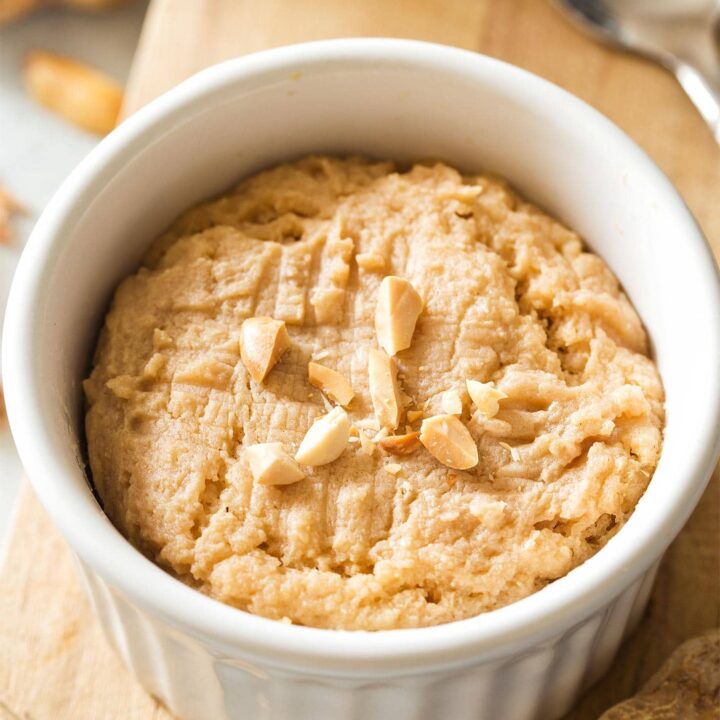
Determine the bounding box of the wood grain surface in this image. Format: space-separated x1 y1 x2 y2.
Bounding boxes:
1 1 718 719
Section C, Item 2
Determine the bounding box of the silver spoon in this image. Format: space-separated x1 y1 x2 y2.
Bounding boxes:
558 0 720 142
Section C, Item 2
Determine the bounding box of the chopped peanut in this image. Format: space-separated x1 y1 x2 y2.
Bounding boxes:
420 414 478 470
24 50 122 135
373 426 390 443
240 317 290 384
359 431 376 456
308 362 354 407
378 431 421 455
441 389 463 415
368 348 403 430
374 276 423 356
295 407 350 466
246 443 305 486
467 379 507 418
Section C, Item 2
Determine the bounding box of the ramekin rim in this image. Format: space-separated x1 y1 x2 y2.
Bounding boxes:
4 38 720 671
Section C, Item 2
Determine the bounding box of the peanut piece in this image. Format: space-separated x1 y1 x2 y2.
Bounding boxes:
240 317 290 384
358 431 376 456
24 50 122 135
308 362 354 407
368 348 403 430
420 414 478 470
246 443 305 486
295 406 350 466
467 379 507 418
378 431 421 455
374 276 423 356
441 389 463 415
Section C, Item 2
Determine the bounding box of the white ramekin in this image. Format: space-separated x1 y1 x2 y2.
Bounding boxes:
3 40 720 720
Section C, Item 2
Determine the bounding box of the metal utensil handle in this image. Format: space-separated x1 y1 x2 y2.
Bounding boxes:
663 18 720 142
673 60 720 142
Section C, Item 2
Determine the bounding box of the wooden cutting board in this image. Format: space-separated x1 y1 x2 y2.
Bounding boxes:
1 2 718 719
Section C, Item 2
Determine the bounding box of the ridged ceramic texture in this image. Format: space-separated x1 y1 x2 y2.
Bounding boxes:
77 559 660 720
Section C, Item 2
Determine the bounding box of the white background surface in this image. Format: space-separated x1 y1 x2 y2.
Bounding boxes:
0 2 148 546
